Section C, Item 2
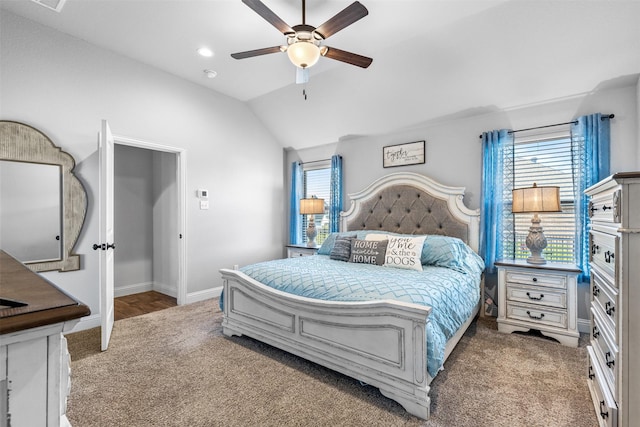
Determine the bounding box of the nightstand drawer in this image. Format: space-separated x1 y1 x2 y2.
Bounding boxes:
286 246 318 258
587 346 618 427
505 270 567 290
506 284 566 309
591 268 618 339
506 302 567 329
590 231 618 285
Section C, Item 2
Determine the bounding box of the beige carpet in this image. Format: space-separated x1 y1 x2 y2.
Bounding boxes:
66 299 597 427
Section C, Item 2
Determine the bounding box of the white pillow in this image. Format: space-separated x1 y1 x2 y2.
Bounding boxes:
366 234 426 271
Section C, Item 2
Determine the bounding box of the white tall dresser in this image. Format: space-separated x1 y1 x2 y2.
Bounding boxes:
585 172 640 427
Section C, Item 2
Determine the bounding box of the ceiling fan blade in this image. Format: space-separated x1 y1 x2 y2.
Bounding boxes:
314 1 368 39
242 0 294 34
322 46 372 68
231 46 283 60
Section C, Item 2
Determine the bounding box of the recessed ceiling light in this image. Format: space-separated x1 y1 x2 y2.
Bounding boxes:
204 69 217 79
197 47 214 58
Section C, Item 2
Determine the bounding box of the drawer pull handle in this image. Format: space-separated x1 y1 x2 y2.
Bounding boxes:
591 244 600 255
532 277 538 282
589 204 598 213
602 205 611 211
605 352 615 368
593 325 600 339
526 292 544 301
592 285 600 297
604 251 615 263
605 301 615 316
599 401 609 419
588 365 595 380
526 311 544 320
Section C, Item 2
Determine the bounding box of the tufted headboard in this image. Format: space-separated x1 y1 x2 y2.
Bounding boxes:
340 173 480 252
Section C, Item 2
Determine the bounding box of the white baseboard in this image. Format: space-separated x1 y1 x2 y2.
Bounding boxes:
64 313 101 334
114 281 154 297
114 281 178 298
153 281 177 298
578 318 590 334
186 286 222 304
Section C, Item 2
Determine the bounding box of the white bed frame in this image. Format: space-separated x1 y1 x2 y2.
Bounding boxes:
220 173 481 420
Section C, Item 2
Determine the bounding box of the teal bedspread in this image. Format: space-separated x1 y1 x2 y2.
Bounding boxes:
237 252 483 377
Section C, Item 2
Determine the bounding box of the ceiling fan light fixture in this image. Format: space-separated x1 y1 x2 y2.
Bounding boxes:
203 69 217 79
287 41 320 69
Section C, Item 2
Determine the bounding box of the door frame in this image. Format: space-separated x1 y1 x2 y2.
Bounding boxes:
112 134 187 305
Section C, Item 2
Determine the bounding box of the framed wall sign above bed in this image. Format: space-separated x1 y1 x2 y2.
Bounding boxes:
383 140 425 168
219 172 483 420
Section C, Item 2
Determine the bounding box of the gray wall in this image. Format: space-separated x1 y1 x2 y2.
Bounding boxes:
1 12 285 328
113 145 181 297
114 145 154 294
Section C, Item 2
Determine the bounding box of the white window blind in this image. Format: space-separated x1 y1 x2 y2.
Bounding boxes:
504 128 579 263
301 162 330 246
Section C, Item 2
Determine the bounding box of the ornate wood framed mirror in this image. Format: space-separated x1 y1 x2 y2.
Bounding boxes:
0 121 87 272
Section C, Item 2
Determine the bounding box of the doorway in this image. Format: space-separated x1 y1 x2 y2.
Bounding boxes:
112 136 186 309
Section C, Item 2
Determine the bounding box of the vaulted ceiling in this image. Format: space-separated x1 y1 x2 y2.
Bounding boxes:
2 0 639 149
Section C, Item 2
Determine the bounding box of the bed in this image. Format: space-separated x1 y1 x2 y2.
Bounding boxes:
219 172 482 420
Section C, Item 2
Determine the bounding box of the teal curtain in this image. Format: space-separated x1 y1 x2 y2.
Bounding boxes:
480 129 513 317
571 113 611 281
480 129 514 274
289 161 303 245
329 155 343 232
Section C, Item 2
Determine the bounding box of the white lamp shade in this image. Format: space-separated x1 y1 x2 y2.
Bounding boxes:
512 183 561 213
287 41 320 69
300 197 325 214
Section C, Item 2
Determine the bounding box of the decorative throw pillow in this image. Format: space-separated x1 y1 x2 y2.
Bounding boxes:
349 239 388 265
421 235 467 269
317 232 357 255
383 235 426 271
329 236 355 262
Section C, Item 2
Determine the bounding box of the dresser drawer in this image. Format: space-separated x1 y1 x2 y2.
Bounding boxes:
590 231 618 284
589 188 621 224
505 270 567 290
591 268 618 340
591 307 618 398
506 302 567 329
587 346 618 427
506 284 566 309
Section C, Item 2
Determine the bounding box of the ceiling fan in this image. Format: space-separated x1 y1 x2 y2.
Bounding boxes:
231 0 373 73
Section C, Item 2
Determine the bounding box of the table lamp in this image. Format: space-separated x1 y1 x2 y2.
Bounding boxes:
512 183 561 264
300 196 325 247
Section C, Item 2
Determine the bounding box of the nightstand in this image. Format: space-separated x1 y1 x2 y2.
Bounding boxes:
286 244 318 258
495 259 580 347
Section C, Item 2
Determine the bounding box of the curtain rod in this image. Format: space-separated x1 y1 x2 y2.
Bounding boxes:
478 113 614 139
298 158 332 165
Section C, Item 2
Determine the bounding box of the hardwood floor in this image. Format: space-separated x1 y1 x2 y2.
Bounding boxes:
114 291 177 321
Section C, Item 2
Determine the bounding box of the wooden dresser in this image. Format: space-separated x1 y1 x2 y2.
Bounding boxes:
0 251 90 427
585 172 640 427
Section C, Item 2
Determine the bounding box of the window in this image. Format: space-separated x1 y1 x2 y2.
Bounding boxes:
301 162 330 246
502 128 579 263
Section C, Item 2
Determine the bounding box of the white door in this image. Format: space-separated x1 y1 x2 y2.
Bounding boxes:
99 120 115 351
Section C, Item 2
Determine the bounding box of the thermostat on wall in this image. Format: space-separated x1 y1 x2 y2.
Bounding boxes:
197 189 208 199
